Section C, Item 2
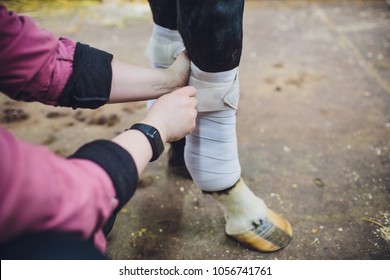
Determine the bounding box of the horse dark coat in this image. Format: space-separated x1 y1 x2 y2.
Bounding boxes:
148 0 244 72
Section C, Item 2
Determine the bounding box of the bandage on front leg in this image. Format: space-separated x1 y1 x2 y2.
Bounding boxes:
189 63 240 112
145 23 185 69
145 24 184 109
145 24 188 175
184 63 241 191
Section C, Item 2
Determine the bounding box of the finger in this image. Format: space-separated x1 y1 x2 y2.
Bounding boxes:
184 86 196 97
190 96 198 108
178 51 189 60
172 86 196 97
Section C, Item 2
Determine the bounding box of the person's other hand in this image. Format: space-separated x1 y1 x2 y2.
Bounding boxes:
141 86 197 143
167 52 191 89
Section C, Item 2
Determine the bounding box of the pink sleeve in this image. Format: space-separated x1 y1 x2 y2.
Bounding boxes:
0 126 118 252
0 5 75 105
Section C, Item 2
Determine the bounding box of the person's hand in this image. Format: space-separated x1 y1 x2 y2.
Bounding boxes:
167 52 191 89
141 86 197 143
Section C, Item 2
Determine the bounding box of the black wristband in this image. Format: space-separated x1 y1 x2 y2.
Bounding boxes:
128 123 164 162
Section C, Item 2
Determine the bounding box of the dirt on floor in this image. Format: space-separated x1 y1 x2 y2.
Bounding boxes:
1 0 389 259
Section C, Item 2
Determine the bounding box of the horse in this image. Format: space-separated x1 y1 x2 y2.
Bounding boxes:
145 0 292 252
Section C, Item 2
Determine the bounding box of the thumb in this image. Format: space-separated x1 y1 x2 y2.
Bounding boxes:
175 86 196 97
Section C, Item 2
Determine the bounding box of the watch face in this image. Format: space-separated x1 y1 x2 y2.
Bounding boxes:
150 128 164 157
132 123 164 161
147 128 159 139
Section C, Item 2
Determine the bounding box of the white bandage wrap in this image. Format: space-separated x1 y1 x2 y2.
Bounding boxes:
189 64 240 112
145 24 185 69
184 64 242 191
146 24 184 109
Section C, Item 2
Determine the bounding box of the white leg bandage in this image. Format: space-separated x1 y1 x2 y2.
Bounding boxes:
189 63 240 112
184 63 241 191
145 24 185 109
145 23 185 69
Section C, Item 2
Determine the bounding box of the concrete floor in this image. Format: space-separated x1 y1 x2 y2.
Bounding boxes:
1 0 389 259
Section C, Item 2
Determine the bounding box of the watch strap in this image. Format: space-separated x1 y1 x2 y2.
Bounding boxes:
128 123 164 162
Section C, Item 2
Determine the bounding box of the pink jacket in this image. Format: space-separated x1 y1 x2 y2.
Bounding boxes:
0 5 73 105
0 5 137 253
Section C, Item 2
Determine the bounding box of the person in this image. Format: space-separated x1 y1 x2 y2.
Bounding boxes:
145 0 292 252
0 4 197 259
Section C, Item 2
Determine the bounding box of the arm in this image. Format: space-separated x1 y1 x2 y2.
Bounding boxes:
112 86 197 175
0 4 74 105
109 53 189 103
0 86 197 252
0 127 126 252
0 4 189 108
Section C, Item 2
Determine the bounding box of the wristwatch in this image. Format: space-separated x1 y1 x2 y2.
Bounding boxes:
129 123 164 162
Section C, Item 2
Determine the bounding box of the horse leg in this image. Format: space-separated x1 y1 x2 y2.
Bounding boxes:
146 0 189 178
177 0 292 252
